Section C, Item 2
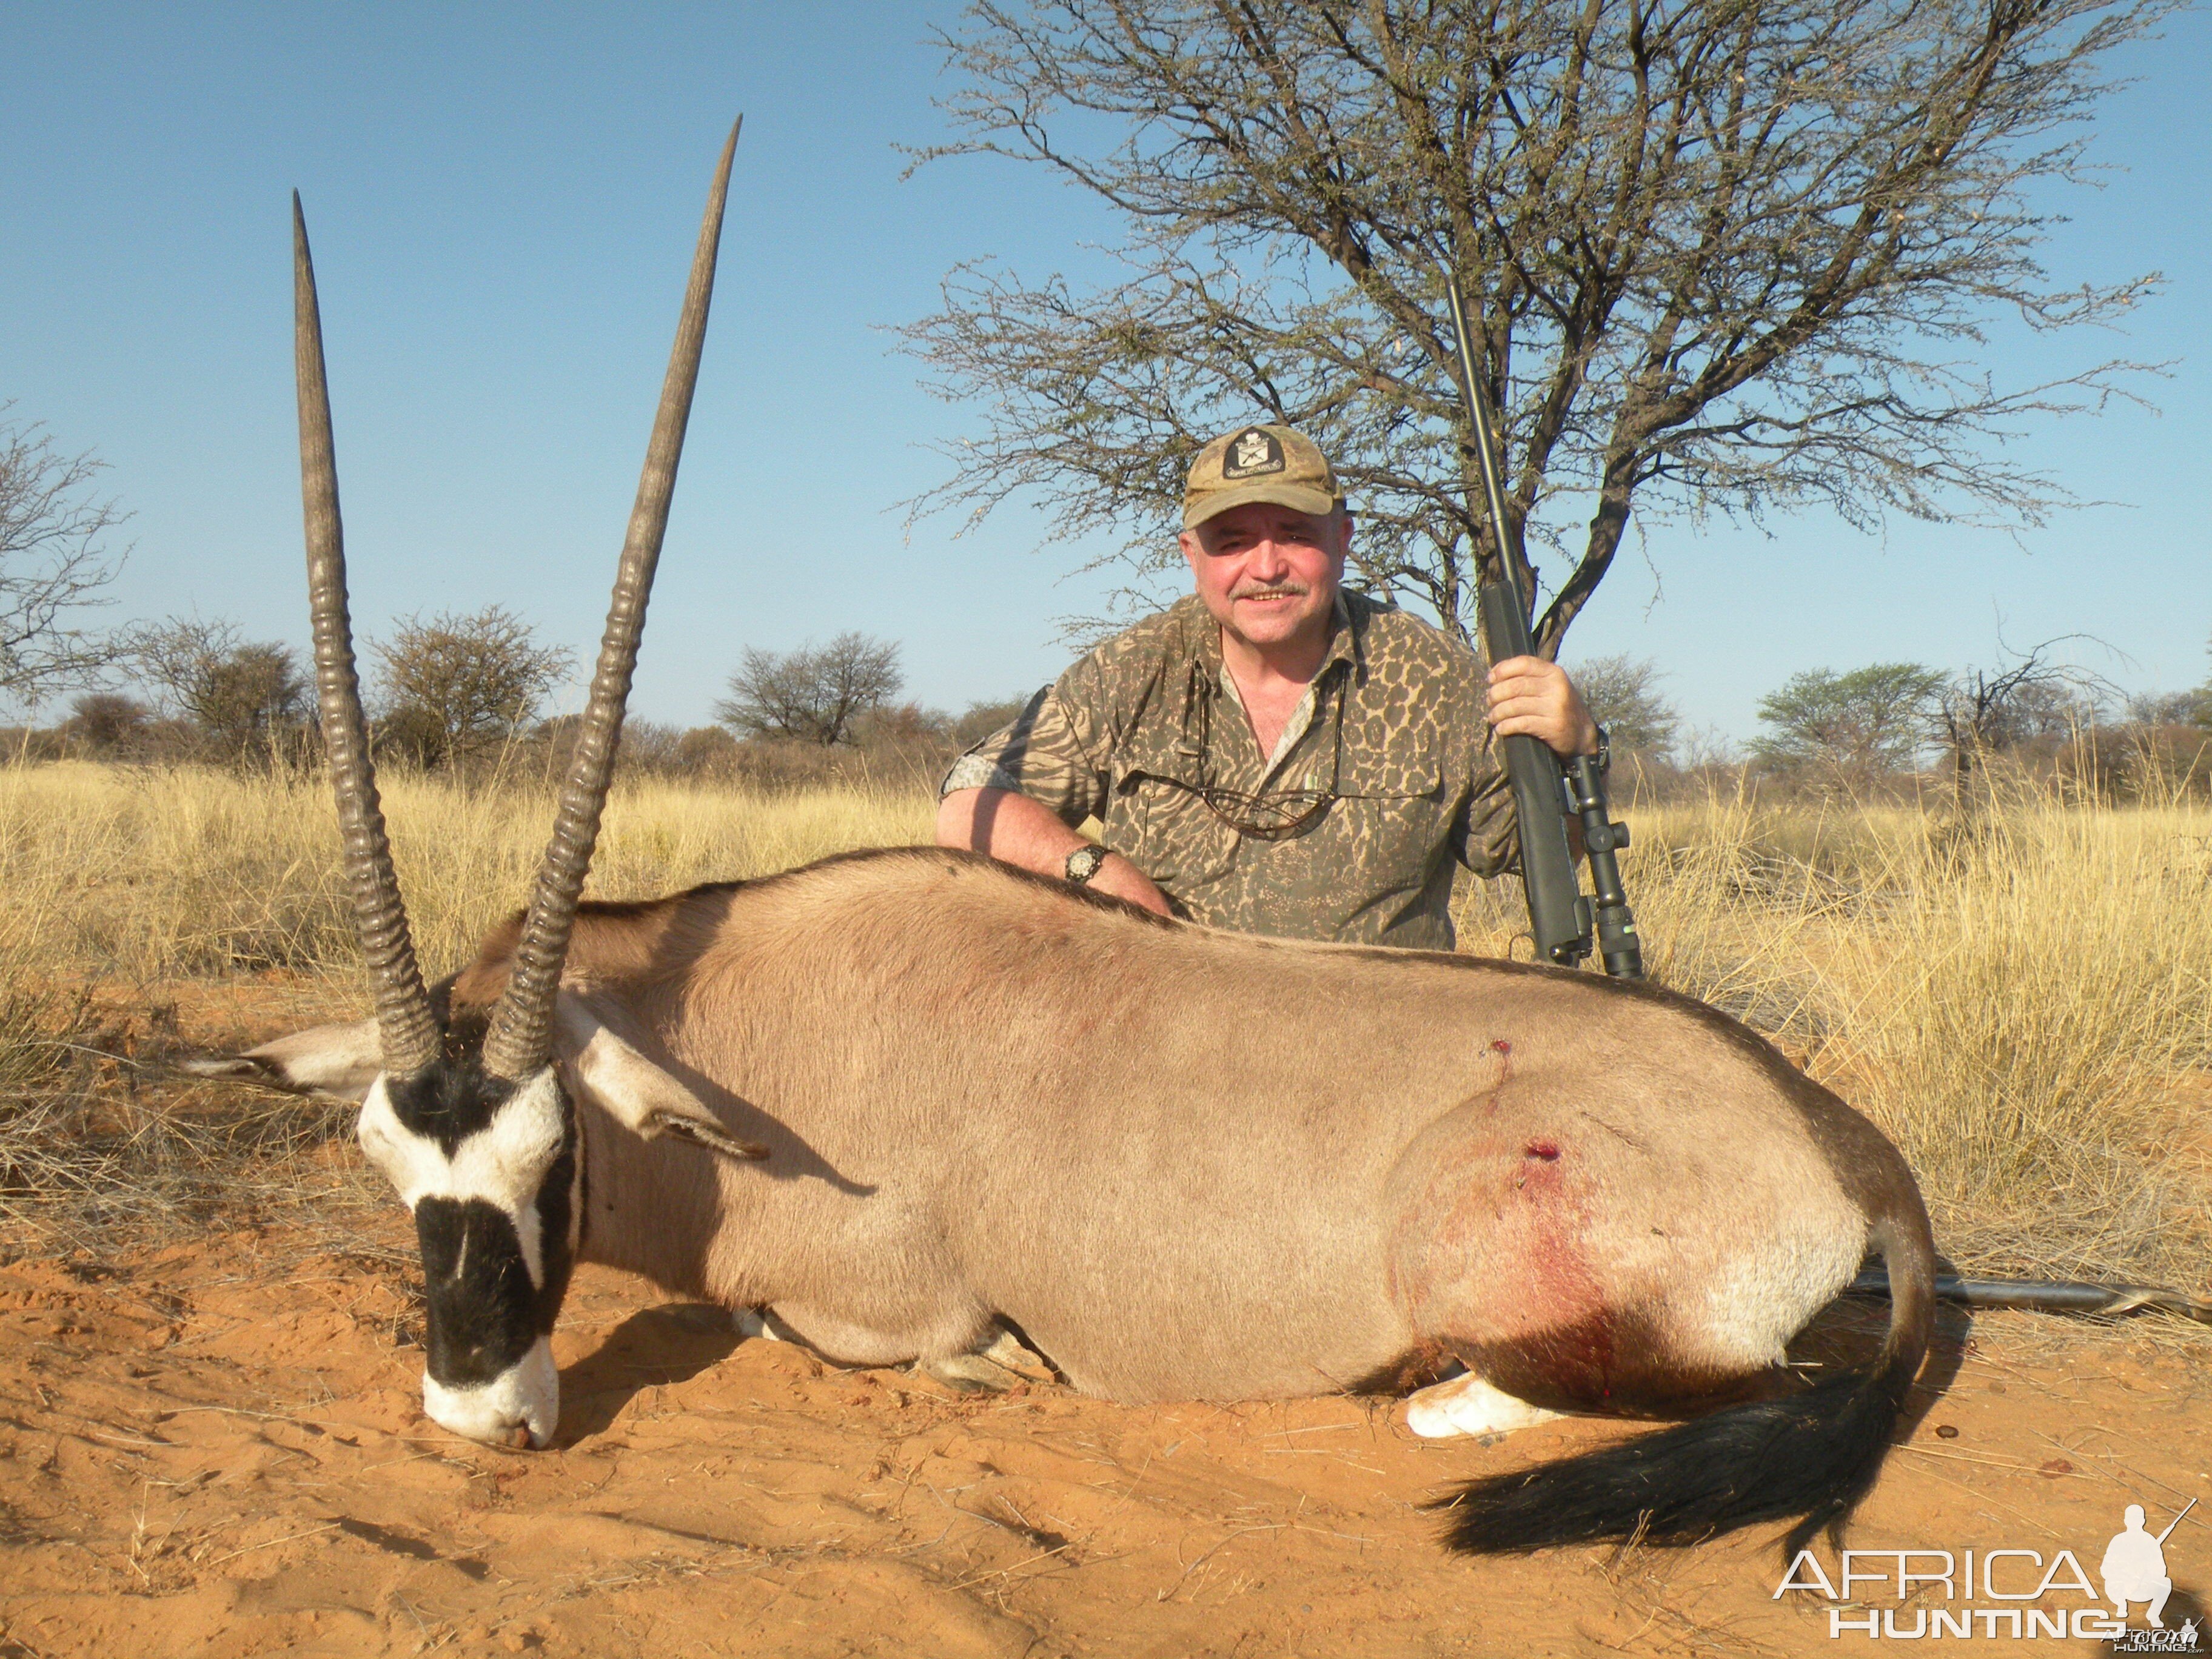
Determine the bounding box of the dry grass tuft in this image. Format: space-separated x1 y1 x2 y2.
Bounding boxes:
3 757 2207 1287
0 959 372 1249
0 980 101 1202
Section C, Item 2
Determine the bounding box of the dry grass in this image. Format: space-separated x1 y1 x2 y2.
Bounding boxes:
4 758 2207 1286
1460 785 2212 1282
0 759 935 984
0 760 933 1247
0 971 377 1243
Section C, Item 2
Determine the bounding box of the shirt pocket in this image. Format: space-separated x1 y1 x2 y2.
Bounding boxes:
1106 732 1241 889
1322 739 1452 897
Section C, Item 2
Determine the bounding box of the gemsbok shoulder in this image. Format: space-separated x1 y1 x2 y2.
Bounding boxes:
209 123 1939 1557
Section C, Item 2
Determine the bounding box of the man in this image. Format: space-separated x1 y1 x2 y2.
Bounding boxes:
937 422 1600 950
2100 1504 2175 1628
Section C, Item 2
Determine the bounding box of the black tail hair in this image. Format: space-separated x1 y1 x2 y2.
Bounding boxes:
1435 1215 1934 1556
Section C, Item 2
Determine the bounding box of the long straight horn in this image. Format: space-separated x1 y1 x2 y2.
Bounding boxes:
295 193 443 1079
481 118 741 1084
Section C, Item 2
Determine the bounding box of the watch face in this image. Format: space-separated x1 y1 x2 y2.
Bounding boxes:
1066 845 1107 885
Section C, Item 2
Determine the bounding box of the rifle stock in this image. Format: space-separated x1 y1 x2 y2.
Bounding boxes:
1446 283 1641 976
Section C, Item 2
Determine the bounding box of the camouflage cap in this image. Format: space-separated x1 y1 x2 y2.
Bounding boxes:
1182 424 1342 530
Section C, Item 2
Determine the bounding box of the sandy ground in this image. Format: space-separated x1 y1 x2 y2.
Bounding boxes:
1 980 2206 1655
0 1205 2207 1658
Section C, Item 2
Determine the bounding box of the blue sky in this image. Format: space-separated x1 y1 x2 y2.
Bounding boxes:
3 2 2207 742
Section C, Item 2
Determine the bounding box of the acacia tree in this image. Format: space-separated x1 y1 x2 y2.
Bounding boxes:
126 616 311 758
1 414 129 705
1751 661 1946 781
906 0 2168 654
370 606 573 769
716 633 904 746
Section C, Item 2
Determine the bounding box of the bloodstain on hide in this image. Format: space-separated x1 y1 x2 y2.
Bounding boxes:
1498 1148 1617 1398
1395 1124 1643 1408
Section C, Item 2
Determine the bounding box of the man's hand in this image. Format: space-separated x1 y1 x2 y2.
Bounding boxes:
1486 655 1600 759
937 787 1176 917
1087 851 1176 916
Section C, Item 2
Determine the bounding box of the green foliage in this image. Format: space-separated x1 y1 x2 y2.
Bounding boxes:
370 606 574 769
1567 654 1680 760
1752 663 1946 779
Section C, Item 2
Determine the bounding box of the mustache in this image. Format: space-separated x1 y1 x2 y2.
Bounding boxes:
1228 581 1309 602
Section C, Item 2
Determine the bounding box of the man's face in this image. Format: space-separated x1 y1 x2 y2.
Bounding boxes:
1179 501 1348 657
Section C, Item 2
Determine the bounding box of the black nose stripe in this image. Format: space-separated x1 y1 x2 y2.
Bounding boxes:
416 1198 543 1386
413 1116 577 1387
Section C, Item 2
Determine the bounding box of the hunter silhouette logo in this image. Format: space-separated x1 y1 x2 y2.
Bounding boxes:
2105 1502 2188 1628
1774 1496 2200 1644
1222 427 1285 478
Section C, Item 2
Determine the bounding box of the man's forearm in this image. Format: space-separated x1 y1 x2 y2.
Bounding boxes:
937 786 1088 866
936 788 1172 916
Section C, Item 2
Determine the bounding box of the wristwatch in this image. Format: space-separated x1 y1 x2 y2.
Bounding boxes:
1064 844 1108 886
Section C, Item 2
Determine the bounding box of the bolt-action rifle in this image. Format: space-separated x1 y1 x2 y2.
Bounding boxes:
1444 283 1642 977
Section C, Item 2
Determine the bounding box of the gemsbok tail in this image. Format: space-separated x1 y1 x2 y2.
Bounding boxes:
1436 1184 1936 1556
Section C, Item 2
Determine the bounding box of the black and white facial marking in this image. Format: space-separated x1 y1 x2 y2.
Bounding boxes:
355 1061 583 1450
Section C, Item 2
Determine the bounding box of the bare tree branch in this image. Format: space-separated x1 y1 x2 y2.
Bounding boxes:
1933 632 2116 813
0 411 130 706
902 0 2171 654
124 615 312 760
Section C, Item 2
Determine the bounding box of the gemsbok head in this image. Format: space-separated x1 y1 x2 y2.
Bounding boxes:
287 121 752 1449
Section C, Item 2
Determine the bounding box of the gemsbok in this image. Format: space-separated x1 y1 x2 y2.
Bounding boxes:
215 122 1939 1557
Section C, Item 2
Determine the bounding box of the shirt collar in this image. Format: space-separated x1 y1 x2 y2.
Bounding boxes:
1323 589 1364 680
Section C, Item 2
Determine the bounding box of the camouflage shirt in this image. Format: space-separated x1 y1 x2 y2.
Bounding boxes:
941 591 1518 949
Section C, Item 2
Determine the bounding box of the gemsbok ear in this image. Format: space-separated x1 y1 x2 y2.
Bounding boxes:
183 1019 384 1103
551 994 769 1164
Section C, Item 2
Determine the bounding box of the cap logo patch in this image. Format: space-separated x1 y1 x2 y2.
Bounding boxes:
1222 428 1285 480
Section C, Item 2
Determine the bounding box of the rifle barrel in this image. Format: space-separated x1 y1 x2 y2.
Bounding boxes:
1443 280 1642 978
1445 286 1530 651
2156 1497 2197 1545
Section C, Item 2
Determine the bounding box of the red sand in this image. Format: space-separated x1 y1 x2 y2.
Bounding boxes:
1 1215 2205 1657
